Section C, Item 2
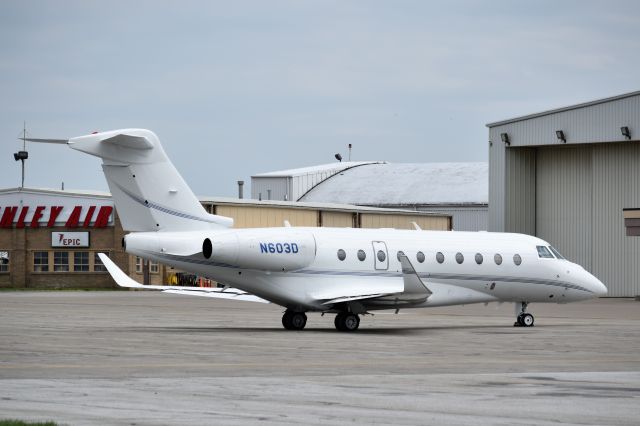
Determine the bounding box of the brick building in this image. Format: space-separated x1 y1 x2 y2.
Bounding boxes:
1 187 451 290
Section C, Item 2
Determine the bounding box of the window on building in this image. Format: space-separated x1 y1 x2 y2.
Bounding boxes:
94 253 108 272
54 252 69 272
494 253 503 265
0 251 9 272
150 261 159 274
337 249 346 261
34 251 49 272
513 254 522 266
135 257 142 273
74 252 90 272
475 253 483 264
436 252 445 264
455 252 464 264
357 249 366 261
416 251 425 263
536 246 554 259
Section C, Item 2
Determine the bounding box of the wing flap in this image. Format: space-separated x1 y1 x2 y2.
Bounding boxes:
98 253 267 303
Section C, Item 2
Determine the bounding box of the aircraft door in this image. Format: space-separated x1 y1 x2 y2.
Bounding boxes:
372 241 389 270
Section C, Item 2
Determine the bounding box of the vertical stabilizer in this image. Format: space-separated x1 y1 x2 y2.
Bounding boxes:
67 129 233 232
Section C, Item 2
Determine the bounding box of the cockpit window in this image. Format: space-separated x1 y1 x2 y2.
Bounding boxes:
548 246 565 260
536 245 554 259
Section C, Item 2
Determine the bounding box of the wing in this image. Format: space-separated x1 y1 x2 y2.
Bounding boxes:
98 253 268 303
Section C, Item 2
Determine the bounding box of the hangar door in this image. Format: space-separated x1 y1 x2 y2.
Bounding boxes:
535 144 640 297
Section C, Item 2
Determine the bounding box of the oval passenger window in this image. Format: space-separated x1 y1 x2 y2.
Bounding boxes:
513 254 522 265
357 249 366 261
475 253 483 264
337 249 346 261
455 252 464 264
436 252 445 264
416 251 425 263
494 254 503 265
377 250 386 262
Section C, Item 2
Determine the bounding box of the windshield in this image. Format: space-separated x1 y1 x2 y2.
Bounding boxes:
536 245 554 259
548 246 566 260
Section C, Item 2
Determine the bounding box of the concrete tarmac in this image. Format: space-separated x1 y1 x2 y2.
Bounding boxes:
0 291 639 425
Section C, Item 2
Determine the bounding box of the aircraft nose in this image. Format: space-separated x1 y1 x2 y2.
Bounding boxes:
589 274 608 297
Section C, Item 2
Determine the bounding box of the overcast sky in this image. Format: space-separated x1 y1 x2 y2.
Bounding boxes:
1 0 639 197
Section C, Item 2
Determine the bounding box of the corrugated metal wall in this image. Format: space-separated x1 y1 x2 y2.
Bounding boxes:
591 144 640 297
216 206 318 228
320 211 354 227
250 177 290 201
536 146 593 271
505 148 536 235
360 214 449 230
416 206 488 231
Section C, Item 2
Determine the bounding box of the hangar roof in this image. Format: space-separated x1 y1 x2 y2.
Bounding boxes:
486 90 640 127
298 162 488 206
252 161 385 178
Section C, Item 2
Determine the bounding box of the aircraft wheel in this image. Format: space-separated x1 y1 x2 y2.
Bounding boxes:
282 311 293 330
335 313 360 331
334 313 345 331
290 312 307 330
521 313 534 327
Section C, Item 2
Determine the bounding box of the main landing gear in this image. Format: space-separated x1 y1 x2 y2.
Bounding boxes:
334 312 360 331
282 310 307 330
514 302 534 327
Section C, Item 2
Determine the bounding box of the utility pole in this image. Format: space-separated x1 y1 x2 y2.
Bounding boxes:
13 122 29 188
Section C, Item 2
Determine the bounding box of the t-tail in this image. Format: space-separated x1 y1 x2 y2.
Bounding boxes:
25 129 233 232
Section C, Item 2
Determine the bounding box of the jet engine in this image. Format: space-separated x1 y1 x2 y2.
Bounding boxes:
202 230 316 272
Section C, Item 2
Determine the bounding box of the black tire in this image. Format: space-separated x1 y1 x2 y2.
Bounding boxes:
516 314 525 326
282 311 294 330
521 313 534 327
334 313 345 331
290 312 307 330
340 313 360 331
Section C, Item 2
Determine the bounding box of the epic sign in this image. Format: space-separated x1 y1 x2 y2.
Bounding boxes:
52 232 90 247
0 205 113 228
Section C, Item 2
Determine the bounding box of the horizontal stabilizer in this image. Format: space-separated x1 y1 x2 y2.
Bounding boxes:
101 133 154 150
21 137 69 144
98 253 267 303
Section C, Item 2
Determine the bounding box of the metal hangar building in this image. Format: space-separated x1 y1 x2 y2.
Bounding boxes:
252 162 488 231
487 90 640 297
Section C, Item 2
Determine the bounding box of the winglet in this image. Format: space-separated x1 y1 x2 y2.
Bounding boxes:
398 253 432 299
98 253 145 288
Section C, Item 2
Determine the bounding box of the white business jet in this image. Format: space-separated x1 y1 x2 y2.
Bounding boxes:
26 129 607 331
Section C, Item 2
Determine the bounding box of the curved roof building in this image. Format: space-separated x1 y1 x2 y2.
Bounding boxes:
252 162 488 231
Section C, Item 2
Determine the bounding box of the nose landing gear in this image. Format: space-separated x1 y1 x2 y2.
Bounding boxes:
514 302 534 327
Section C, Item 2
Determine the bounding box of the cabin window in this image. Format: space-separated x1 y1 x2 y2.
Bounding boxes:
436 252 445 264
475 253 483 264
416 251 425 263
494 253 503 265
455 252 464 264
549 246 565 260
536 246 554 259
337 249 346 261
377 250 386 262
513 254 522 265
357 249 366 261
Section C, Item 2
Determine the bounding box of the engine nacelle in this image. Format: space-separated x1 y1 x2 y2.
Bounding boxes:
202 230 316 272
